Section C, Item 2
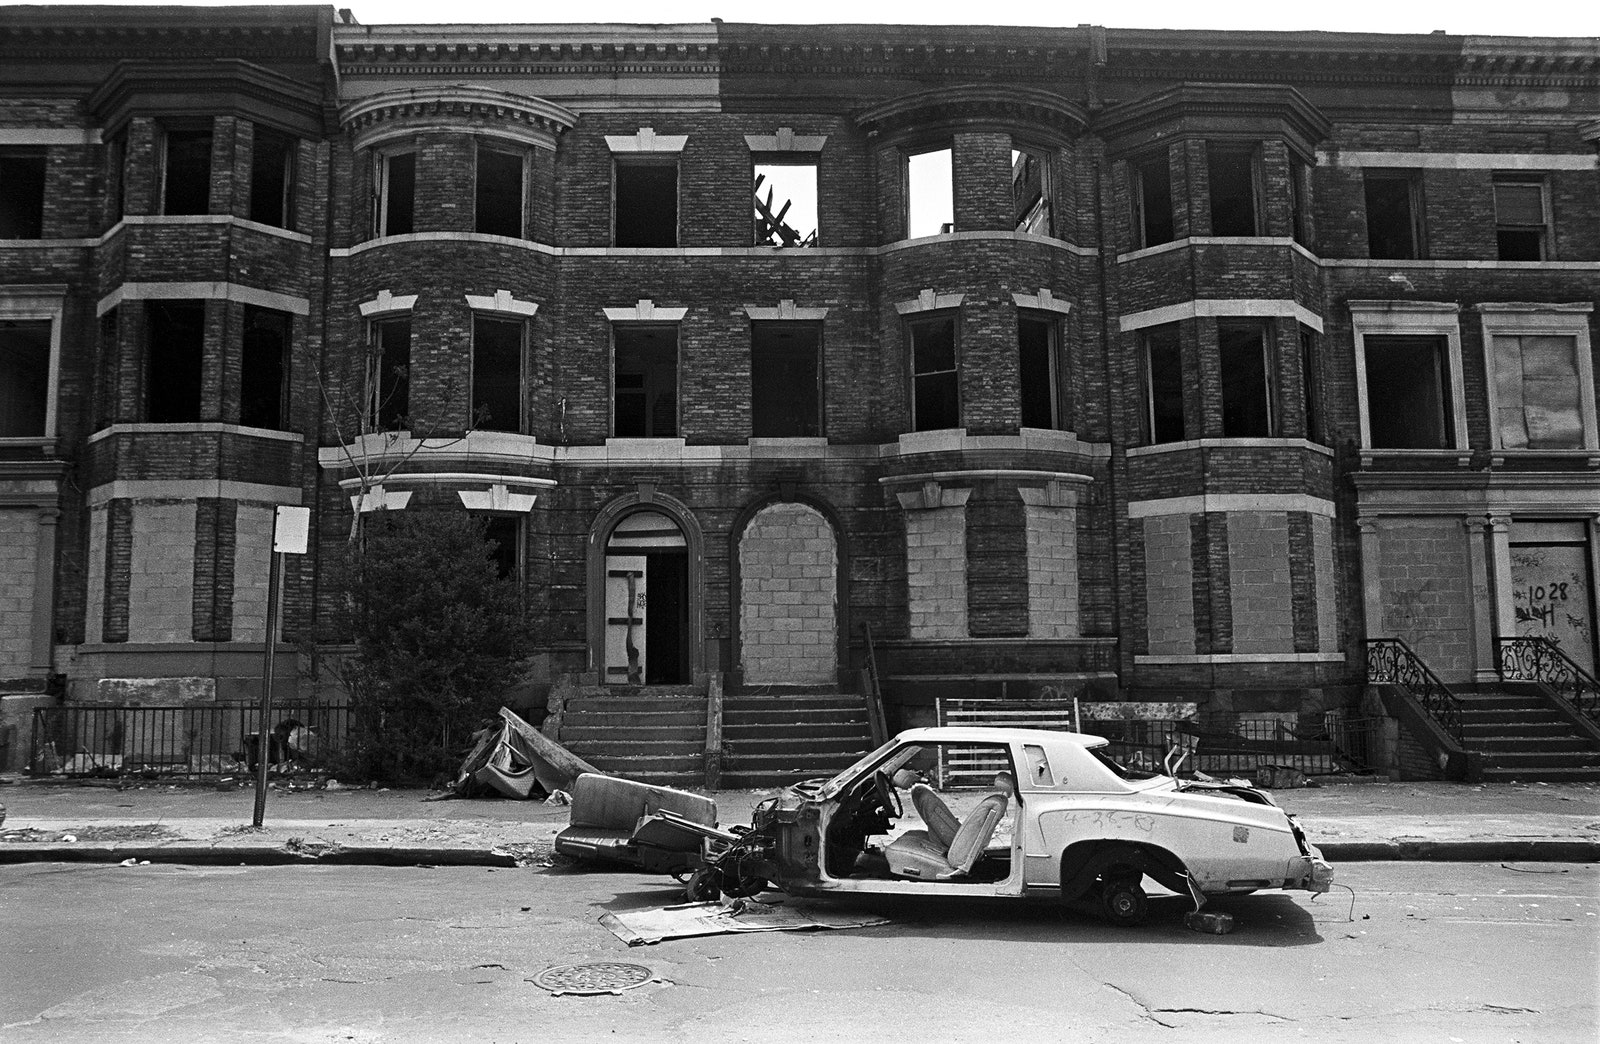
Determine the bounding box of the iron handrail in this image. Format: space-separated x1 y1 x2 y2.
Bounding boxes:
861 622 888 747
1495 635 1600 724
1364 637 1464 742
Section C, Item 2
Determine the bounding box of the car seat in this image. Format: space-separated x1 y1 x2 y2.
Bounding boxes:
885 789 1008 880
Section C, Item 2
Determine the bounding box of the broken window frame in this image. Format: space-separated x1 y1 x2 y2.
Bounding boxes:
611 323 679 438
368 315 411 431
1363 170 1423 260
0 147 47 239
159 125 214 217
1011 142 1053 237
1141 323 1185 444
906 312 961 432
240 305 291 431
752 156 819 248
1016 311 1063 430
248 125 296 230
1132 152 1175 249
373 147 417 238
474 512 523 583
905 143 955 239
470 314 527 434
1492 174 1550 262
613 156 679 248
144 299 206 423
475 142 527 239
1218 320 1277 439
750 320 823 438
1206 144 1260 237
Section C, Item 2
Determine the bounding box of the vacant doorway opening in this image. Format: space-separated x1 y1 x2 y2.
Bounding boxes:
604 510 689 685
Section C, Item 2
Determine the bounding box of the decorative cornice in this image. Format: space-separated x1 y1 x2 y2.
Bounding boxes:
340 86 577 150
855 84 1088 139
1095 81 1332 158
85 59 328 138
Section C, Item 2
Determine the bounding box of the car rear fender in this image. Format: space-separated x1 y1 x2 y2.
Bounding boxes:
1059 839 1192 902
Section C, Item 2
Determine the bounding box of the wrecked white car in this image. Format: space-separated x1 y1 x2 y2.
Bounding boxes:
685 726 1333 925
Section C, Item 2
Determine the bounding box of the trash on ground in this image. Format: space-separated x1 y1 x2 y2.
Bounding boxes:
554 773 721 874
1184 909 1236 934
443 706 602 800
600 896 890 946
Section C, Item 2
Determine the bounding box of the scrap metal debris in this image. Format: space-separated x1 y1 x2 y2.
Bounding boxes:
443 707 600 800
600 896 890 947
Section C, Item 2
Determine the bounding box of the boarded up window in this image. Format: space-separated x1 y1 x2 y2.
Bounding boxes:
907 146 953 238
162 129 212 216
1364 172 1420 260
472 316 524 433
249 127 295 228
376 151 415 237
1494 177 1547 261
753 161 817 246
1017 314 1060 429
370 316 410 430
0 318 50 437
1219 322 1274 437
146 301 205 422
908 314 959 431
1143 324 1184 443
1365 335 1451 449
1494 334 1582 449
1134 154 1174 248
615 159 677 247
240 306 290 430
751 322 821 437
0 149 46 238
476 147 524 238
613 325 677 437
1207 147 1257 236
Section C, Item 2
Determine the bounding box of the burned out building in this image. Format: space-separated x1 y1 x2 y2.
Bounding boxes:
2 7 1598 783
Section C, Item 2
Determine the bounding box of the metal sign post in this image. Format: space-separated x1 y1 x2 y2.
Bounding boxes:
253 505 312 828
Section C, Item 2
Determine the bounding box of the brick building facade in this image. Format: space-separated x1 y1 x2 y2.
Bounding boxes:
1 9 1597 765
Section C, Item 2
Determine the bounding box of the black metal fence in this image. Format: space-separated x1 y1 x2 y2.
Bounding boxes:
29 704 351 779
1094 710 1378 778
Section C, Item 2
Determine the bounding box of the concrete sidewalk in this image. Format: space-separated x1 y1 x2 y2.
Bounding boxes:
1 775 1596 868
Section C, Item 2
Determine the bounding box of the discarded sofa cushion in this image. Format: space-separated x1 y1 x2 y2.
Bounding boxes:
554 772 716 866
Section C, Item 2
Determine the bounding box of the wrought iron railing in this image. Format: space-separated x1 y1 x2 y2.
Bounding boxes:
29 703 349 779
1496 635 1600 724
861 623 888 747
1364 637 1463 742
1096 712 1378 778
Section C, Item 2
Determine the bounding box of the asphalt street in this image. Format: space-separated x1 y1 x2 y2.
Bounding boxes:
2 859 1594 1043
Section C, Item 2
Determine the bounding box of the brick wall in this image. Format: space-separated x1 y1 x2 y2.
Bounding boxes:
737 502 838 684
1377 519 1473 679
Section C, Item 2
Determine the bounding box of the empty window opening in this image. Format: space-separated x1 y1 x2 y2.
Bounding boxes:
751 321 821 437
753 160 818 247
375 151 416 237
161 128 213 216
1219 322 1274 438
240 306 290 430
1207 147 1258 236
1143 324 1184 444
1364 172 1420 260
94 308 117 430
907 146 954 238
1494 176 1547 262
1299 325 1321 445
476 147 525 238
614 159 678 248
108 132 127 221
613 325 678 437
1017 314 1060 429
0 319 50 437
472 316 524 433
908 314 959 431
370 316 411 430
1364 335 1452 449
480 514 521 581
1289 156 1308 246
1012 146 1051 235
0 149 46 238
145 301 205 423
249 127 295 229
1493 334 1582 449
1134 154 1174 248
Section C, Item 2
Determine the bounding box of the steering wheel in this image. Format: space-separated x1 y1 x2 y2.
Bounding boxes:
873 770 903 818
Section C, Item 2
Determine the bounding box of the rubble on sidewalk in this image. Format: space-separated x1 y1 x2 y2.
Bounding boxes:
443 706 603 801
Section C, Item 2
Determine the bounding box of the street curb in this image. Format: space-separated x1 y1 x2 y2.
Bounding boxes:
1318 840 1600 862
0 845 523 868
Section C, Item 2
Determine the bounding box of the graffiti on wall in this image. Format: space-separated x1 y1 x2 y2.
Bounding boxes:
1510 544 1595 673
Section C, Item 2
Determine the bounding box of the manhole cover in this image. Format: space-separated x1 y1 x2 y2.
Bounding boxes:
530 962 655 996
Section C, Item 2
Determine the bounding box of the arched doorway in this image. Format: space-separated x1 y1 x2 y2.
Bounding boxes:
603 510 690 685
738 502 839 685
